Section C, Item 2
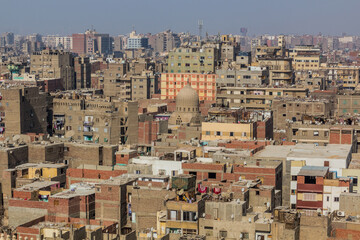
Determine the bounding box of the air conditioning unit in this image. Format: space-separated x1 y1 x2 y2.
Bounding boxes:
337 211 345 217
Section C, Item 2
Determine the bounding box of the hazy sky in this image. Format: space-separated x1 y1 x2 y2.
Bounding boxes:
0 0 359 36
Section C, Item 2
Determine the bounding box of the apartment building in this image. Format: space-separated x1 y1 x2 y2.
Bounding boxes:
0 86 48 137
336 94 360 116
289 45 321 71
74 56 91 89
160 73 216 101
52 91 138 145
30 49 75 90
216 86 308 109
325 65 360 90
257 58 294 86
103 72 159 101
216 66 269 87
167 44 219 73
272 98 332 130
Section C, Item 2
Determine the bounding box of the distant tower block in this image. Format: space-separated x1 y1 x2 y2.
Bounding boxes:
198 20 203 41
240 27 248 37
278 35 285 48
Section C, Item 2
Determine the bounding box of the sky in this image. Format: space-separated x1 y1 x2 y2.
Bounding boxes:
0 0 359 36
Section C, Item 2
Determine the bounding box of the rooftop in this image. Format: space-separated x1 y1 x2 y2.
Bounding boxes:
51 183 95 199
254 144 352 160
298 166 329 177
16 181 59 192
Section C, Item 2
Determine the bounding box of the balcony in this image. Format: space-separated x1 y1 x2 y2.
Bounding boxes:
297 183 323 193
83 121 93 126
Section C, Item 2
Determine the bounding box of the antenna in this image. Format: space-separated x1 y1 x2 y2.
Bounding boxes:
198 20 203 41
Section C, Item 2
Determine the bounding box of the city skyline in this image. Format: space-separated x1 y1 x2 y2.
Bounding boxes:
1 0 360 36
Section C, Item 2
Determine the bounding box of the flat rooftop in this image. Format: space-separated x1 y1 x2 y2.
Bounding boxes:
298 166 329 177
254 144 351 160
16 181 59 192
51 183 95 199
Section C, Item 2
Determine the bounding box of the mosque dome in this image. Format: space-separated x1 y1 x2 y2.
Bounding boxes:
175 83 199 113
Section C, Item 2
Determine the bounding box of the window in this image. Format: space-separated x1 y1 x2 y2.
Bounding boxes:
334 197 339 202
183 211 196 221
219 231 227 238
208 172 217 179
205 131 210 135
303 193 316 201
216 131 221 136
313 131 319 136
135 170 141 174
304 176 316 184
327 196 330 202
230 132 234 137
353 177 358 186
108 187 112 191
291 190 296 194
256 191 260 195
241 233 249 239
291 204 296 209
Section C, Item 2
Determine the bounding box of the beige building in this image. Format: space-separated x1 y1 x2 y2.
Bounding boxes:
336 94 360 116
30 49 75 90
289 46 321 71
257 58 293 86
201 122 254 141
272 98 332 130
52 91 138 145
168 83 201 126
216 86 308 110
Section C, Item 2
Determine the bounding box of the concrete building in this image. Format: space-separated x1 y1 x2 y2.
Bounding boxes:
215 66 269 87
0 86 48 137
216 86 308 109
336 93 360 117
257 58 294 86
167 44 219 74
272 98 332 130
289 45 321 71
30 49 75 90
52 91 138 145
127 31 149 49
253 144 353 206
74 56 91 89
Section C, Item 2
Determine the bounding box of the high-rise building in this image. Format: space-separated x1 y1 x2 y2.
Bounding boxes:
72 30 112 55
2 32 14 45
0 86 48 137
127 31 149 49
74 56 91 89
30 49 75 90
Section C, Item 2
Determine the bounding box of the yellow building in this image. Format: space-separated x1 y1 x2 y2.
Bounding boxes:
201 122 254 141
157 199 204 236
24 163 67 181
289 46 321 71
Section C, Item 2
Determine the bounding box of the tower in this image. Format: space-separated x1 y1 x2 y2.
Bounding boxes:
198 20 203 41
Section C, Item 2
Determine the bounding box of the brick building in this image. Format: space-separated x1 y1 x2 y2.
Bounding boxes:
0 86 48 137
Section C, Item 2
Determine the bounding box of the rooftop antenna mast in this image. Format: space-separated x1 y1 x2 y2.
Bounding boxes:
198 20 203 41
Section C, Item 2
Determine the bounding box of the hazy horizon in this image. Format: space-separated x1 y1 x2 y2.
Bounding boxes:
1 0 359 36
